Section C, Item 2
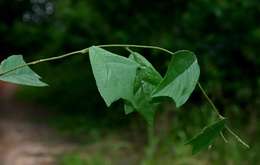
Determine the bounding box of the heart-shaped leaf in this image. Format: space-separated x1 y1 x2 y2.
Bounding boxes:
186 119 227 154
152 50 200 107
0 55 48 87
89 46 139 106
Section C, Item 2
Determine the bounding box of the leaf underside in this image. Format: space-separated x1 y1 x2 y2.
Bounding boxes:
186 119 227 154
152 50 200 107
89 46 139 106
0 55 48 87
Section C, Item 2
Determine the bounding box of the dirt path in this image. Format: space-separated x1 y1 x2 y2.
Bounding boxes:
0 95 75 165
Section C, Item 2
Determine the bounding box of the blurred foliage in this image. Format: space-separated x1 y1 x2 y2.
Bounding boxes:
59 153 88 165
58 152 111 165
1 0 260 164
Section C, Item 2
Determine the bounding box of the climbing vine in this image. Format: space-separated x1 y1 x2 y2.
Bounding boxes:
0 44 249 154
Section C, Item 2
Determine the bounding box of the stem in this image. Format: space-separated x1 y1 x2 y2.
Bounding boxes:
198 83 225 119
148 124 157 150
225 126 250 148
99 44 174 55
220 131 228 143
0 44 172 76
142 124 158 165
0 48 88 76
198 82 250 148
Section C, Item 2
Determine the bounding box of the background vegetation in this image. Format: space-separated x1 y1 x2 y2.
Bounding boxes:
1 0 259 164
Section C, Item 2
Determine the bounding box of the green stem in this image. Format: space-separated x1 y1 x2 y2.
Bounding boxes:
99 44 174 55
0 44 172 76
142 124 158 165
198 82 249 148
148 124 157 150
220 131 228 143
198 83 225 119
225 126 250 148
0 48 88 76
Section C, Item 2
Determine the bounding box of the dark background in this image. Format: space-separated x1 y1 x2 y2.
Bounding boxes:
0 0 259 164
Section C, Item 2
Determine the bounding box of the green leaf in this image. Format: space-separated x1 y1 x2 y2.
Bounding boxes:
129 51 162 83
124 101 135 115
131 83 157 125
0 55 48 87
89 46 139 106
125 52 161 124
152 50 200 107
186 119 227 154
129 52 162 90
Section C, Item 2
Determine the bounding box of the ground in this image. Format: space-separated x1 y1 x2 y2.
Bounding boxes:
0 84 75 165
0 84 139 165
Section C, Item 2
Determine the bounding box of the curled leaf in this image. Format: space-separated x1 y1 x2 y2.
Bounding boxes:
152 50 200 107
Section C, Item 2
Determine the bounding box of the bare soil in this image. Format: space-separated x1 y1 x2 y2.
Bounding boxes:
0 85 75 165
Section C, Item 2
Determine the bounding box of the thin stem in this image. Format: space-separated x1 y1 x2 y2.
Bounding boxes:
0 44 172 76
125 47 134 54
0 48 88 76
198 82 249 148
98 44 174 55
220 131 228 143
198 82 225 119
225 126 250 148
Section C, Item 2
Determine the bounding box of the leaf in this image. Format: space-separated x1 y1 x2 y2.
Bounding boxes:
0 55 48 87
129 51 162 83
152 50 200 107
130 83 157 125
125 52 161 124
89 46 139 106
129 52 162 90
124 101 135 115
186 119 227 154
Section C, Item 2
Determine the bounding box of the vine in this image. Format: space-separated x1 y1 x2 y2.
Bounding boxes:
0 44 249 155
